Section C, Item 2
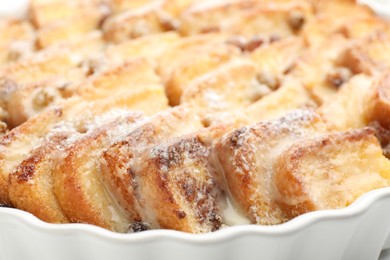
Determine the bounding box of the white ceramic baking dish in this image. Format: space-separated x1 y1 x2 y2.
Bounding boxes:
1 188 390 260
1 1 390 260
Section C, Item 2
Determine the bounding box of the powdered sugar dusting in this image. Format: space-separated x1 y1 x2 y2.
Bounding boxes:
215 109 327 225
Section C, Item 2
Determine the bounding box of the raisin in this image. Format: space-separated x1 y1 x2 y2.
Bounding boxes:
327 67 352 88
288 10 305 31
127 222 150 233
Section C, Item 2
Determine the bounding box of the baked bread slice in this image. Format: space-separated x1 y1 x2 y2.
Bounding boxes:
362 72 390 157
6 87 168 223
365 73 390 130
6 57 160 127
54 112 143 231
0 19 34 46
0 19 35 65
8 125 78 223
0 99 82 205
274 127 390 219
312 0 374 17
290 35 351 104
0 34 105 115
318 71 390 158
214 109 328 224
102 0 178 43
36 14 104 48
249 36 305 91
339 16 390 40
134 133 222 232
0 48 81 86
75 58 162 100
6 69 86 128
156 35 240 106
105 32 181 65
163 43 240 106
181 59 268 117
8 110 141 224
339 34 390 76
0 87 168 206
302 0 382 46
30 0 110 28
179 0 312 37
208 76 315 127
101 106 204 224
180 37 305 117
318 74 374 130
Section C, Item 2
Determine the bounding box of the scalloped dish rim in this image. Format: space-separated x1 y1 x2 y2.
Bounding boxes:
1 187 390 242
1 0 390 253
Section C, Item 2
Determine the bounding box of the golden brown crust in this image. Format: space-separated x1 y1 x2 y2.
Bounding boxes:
36 15 103 49
102 0 200 43
0 103 70 205
365 73 390 129
8 132 73 223
5 85 167 223
302 0 381 46
105 32 181 64
102 1 171 43
54 113 143 231
249 36 305 90
76 58 161 100
4 56 163 128
215 76 316 127
0 33 105 116
181 60 262 115
318 74 374 130
136 134 222 232
259 77 313 110
180 0 312 37
0 48 79 86
155 34 240 105
274 128 390 219
214 109 328 224
290 35 351 104
0 86 167 206
311 0 373 16
339 17 390 40
30 0 110 28
6 69 86 128
164 44 240 106
101 106 204 223
334 34 390 77
179 37 306 121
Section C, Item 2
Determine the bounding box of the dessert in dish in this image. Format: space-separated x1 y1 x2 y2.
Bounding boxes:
0 0 390 235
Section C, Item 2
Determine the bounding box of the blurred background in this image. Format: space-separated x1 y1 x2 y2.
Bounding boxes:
1 0 390 19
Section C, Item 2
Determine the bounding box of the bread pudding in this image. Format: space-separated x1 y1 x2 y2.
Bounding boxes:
0 0 390 234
